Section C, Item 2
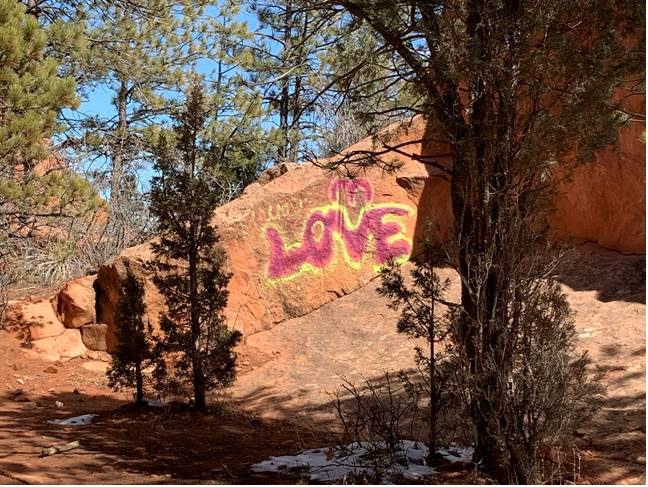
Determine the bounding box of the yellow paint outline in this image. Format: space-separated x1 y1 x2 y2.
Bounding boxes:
261 200 416 286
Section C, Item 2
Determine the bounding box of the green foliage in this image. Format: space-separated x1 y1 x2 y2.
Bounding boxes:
65 1 274 201
248 1 411 160
377 238 453 455
503 281 604 479
107 270 154 404
75 1 212 202
249 0 329 162
314 19 419 154
149 84 242 410
449 272 605 483
0 0 77 168
0 0 100 300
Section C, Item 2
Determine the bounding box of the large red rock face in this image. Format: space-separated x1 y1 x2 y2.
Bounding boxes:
549 94 646 254
85 112 644 346
95 119 453 339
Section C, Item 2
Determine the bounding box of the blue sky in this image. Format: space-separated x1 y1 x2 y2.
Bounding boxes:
62 6 264 194
76 5 260 117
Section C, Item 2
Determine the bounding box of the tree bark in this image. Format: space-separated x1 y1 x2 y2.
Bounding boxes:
135 361 143 405
111 80 128 205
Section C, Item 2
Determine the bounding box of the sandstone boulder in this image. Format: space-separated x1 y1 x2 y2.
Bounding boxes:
549 92 646 254
19 300 65 341
80 323 108 351
30 329 87 361
57 274 97 328
94 118 452 344
79 323 108 352
86 110 644 345
95 244 166 351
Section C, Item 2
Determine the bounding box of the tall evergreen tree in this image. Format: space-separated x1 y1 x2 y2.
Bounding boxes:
249 0 325 162
302 0 643 482
149 83 242 410
201 3 274 188
0 0 77 170
0 0 98 251
107 270 153 405
0 0 99 323
76 0 209 205
249 1 416 161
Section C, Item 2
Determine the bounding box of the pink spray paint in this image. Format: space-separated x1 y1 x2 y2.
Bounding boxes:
265 179 414 280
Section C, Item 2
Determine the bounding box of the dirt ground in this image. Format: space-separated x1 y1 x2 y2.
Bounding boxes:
0 243 645 484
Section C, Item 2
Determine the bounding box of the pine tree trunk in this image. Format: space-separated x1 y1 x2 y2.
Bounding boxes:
278 1 292 161
193 368 206 410
135 361 143 405
451 150 519 484
189 237 206 410
111 80 128 205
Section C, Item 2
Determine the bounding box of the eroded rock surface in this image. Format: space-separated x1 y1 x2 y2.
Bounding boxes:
57 275 97 329
19 300 65 341
96 119 447 344
29 329 87 362
80 323 108 351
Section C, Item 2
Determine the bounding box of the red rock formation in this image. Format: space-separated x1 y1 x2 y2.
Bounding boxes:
549 92 646 253
57 275 97 328
17 109 645 355
15 299 87 361
95 123 441 341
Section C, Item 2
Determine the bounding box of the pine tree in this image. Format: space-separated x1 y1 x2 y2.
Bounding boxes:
249 1 415 161
201 3 275 190
76 1 207 205
377 238 452 458
149 83 242 410
107 270 153 405
0 0 77 170
249 0 336 162
0 0 99 305
315 21 418 155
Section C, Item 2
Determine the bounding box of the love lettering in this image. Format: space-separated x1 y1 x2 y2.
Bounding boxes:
264 179 415 281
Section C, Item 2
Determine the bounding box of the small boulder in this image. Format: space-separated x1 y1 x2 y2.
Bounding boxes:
79 323 108 351
58 275 97 329
30 329 87 361
19 300 65 340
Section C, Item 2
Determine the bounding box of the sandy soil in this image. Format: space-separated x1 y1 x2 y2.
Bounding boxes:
0 243 644 484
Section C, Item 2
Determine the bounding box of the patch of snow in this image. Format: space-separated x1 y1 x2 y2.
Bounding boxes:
437 444 474 463
145 398 164 407
47 414 97 426
251 440 467 483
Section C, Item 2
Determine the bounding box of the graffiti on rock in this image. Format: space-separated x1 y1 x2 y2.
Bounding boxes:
264 178 415 282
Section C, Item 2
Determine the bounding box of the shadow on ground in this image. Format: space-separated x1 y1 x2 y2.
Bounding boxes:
0 388 338 484
576 369 646 484
0 372 436 485
0 364 643 485
556 243 646 304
